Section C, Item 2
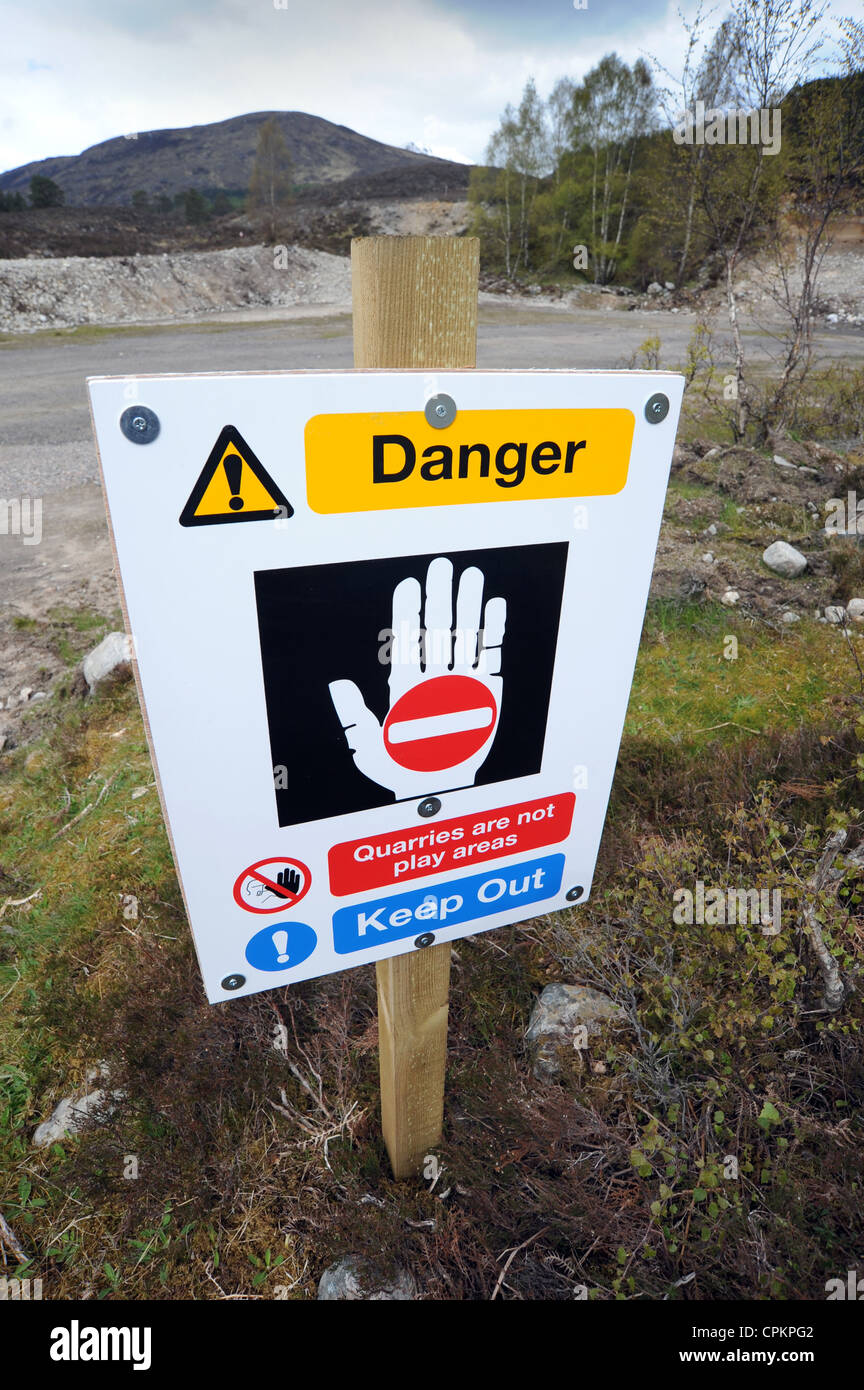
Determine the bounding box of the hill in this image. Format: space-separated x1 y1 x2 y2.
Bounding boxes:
0 110 470 207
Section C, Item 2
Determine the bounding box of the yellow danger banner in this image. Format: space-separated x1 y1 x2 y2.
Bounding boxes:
305 408 634 513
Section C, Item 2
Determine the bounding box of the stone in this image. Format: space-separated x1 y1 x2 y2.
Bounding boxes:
781 610 801 624
762 541 807 578
317 1257 417 1301
82 632 132 691
33 1089 111 1148
846 598 864 622
647 281 663 294
773 454 796 469
525 982 626 1079
702 552 714 564
721 590 740 606
706 523 717 535
825 606 846 624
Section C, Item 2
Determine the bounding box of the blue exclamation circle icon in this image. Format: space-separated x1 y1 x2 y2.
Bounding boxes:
245 921 317 972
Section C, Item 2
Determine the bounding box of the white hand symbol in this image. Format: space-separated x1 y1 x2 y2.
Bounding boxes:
329 557 506 799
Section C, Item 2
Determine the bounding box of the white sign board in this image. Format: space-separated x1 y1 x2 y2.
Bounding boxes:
89 369 683 1002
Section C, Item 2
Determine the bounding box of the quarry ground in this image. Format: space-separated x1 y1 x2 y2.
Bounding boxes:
1 295 862 596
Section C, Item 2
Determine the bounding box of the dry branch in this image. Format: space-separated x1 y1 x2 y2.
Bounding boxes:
799 829 848 1013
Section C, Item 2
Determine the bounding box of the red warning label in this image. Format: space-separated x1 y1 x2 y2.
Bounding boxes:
383 674 497 772
233 858 311 913
328 792 575 895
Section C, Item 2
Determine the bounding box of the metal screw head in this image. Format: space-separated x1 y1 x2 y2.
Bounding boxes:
417 796 442 818
221 973 245 991
644 393 670 425
565 886 584 902
424 394 456 430
415 933 436 949
120 405 160 444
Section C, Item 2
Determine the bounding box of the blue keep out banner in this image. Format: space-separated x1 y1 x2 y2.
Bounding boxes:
332 854 565 954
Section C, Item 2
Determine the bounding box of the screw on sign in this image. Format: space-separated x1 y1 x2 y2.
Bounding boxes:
119 405 160 444
329 556 506 798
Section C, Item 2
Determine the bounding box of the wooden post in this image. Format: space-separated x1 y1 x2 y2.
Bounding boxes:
351 234 480 1179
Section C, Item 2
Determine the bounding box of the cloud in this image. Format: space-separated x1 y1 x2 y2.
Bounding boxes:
0 0 856 175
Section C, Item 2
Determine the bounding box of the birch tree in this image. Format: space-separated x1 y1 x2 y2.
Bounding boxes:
248 118 294 240
470 79 551 276
568 55 657 283
695 0 826 439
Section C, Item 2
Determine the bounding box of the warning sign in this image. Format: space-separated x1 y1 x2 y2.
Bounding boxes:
305 408 633 512
88 368 683 1002
333 854 565 954
233 857 311 913
245 920 317 972
179 425 293 527
329 793 575 894
255 544 565 827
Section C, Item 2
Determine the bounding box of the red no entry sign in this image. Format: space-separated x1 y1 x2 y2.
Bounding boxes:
383 675 497 772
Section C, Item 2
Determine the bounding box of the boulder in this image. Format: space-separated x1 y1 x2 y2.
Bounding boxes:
762 541 807 578
525 983 626 1079
33 1089 109 1148
82 632 132 691
317 1257 417 1301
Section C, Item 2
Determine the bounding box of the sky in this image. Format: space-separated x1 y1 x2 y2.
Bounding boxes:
0 0 859 175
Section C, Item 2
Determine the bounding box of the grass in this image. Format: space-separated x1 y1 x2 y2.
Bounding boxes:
0 589 862 1299
631 601 849 747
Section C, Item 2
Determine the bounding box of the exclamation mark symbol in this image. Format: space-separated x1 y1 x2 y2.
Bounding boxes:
272 929 290 964
224 451 244 511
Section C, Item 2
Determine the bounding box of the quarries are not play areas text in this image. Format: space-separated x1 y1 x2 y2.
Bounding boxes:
328 792 575 895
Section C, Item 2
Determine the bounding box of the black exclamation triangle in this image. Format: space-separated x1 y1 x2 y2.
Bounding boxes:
224 451 244 511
